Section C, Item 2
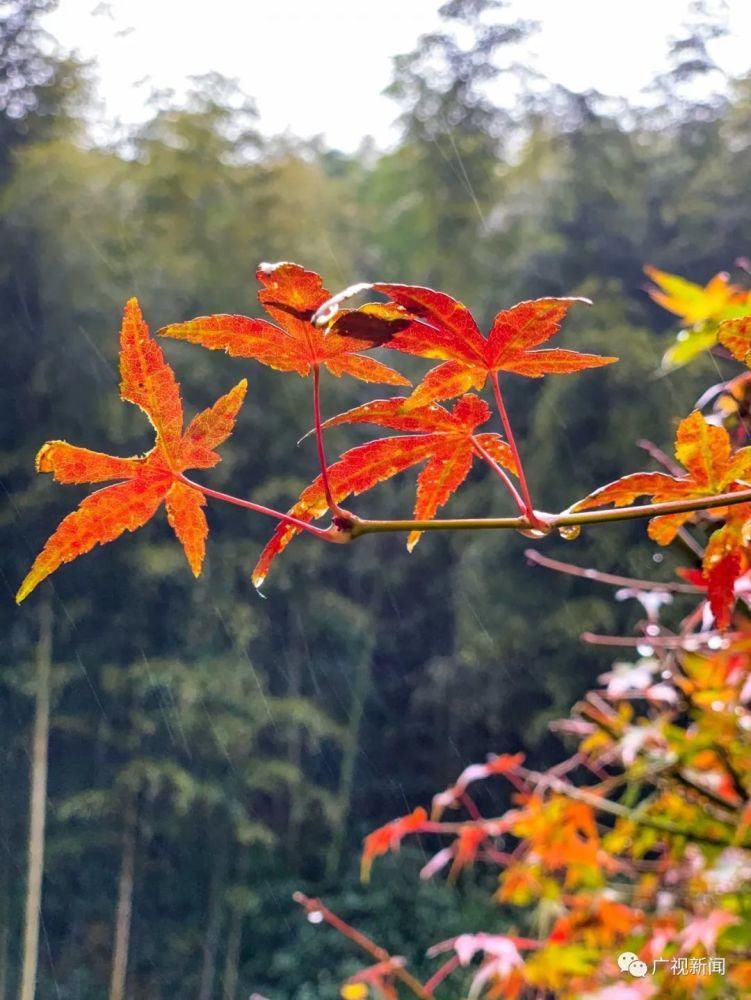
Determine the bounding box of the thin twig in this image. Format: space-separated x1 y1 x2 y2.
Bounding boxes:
179 475 342 542
637 438 684 477
524 549 701 594
491 372 540 526
471 435 525 514
580 631 737 649
293 893 435 1000
312 364 344 516
677 526 705 560
424 956 461 994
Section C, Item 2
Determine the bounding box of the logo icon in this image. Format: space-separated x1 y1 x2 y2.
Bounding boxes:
618 952 648 978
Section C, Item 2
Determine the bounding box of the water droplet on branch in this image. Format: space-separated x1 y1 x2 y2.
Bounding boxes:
518 527 548 539
558 524 581 541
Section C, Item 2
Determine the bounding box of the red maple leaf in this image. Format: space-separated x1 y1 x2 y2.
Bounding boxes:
691 508 751 628
250 394 517 587
17 299 246 602
159 262 411 386
329 282 616 408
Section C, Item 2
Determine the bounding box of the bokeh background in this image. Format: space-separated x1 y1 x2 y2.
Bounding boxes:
2 1 751 996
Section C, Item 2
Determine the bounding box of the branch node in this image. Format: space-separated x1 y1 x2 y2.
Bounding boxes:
517 512 555 538
328 509 360 544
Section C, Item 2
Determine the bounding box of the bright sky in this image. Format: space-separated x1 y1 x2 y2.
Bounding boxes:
44 0 751 151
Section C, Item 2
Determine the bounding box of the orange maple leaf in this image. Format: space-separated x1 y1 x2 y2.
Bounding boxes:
572 410 751 545
513 796 601 877
17 299 247 602
719 315 751 366
159 262 411 387
361 807 428 882
420 824 491 883
251 394 518 586
548 894 642 949
331 283 616 408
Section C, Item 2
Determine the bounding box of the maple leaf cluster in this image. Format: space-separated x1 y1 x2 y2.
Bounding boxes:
18 261 615 601
566 269 751 631
287 263 751 1000
14 226 751 1000
352 628 751 998
571 410 751 628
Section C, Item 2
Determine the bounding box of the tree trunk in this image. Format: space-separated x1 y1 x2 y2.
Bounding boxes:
326 588 381 879
0 801 10 1000
221 851 249 1000
197 848 226 1000
285 620 304 868
19 599 53 1000
0 923 8 1000
108 806 137 1000
221 915 242 1000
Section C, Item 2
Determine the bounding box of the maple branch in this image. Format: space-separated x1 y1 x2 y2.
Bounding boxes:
671 770 741 817
715 745 750 805
524 548 702 594
471 435 526 514
580 630 736 649
516 767 739 848
637 438 685 477
490 372 542 527
405 778 739 851
312 364 344 517
423 956 461 994
179 476 342 543
676 526 705 560
292 893 435 1000
348 485 751 538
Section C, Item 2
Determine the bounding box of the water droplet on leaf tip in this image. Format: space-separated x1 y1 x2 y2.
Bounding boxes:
558 524 581 541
